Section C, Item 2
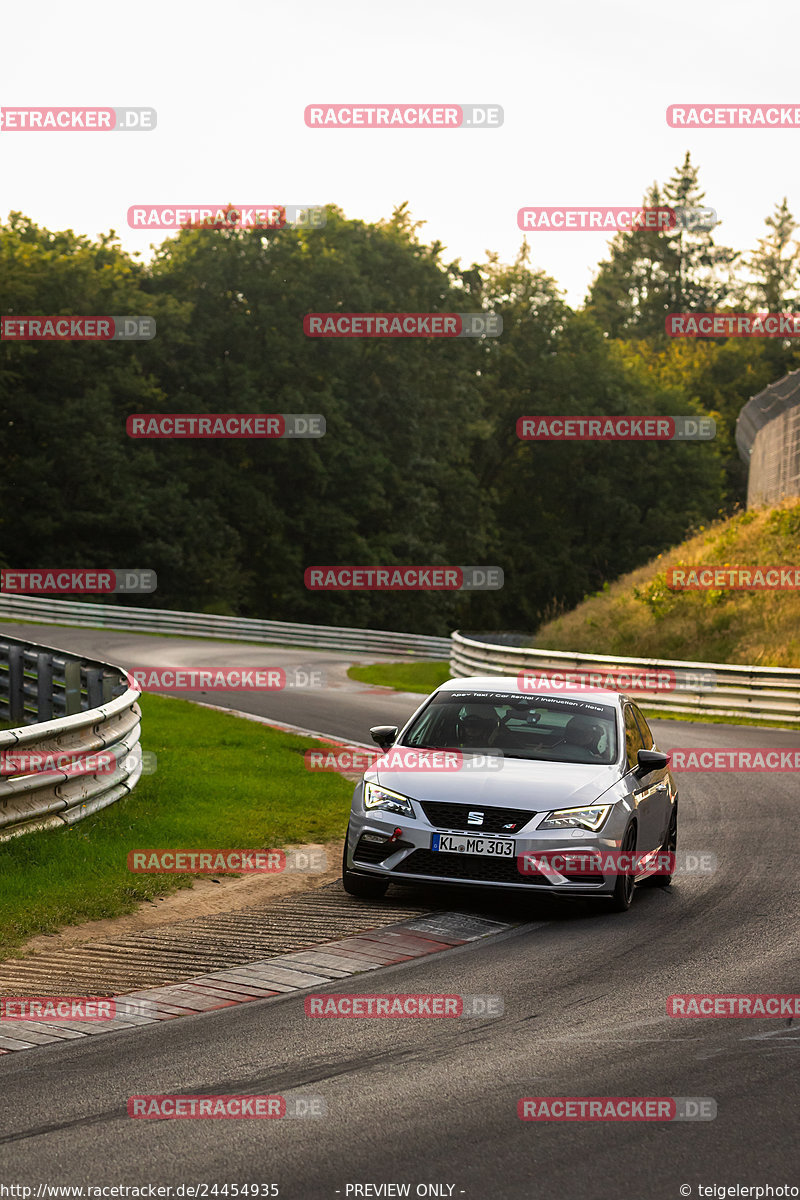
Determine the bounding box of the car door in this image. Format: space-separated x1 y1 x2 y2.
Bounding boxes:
632 703 673 849
622 703 663 852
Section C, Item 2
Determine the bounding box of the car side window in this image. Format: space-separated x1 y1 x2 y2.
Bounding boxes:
624 705 645 771
632 705 654 750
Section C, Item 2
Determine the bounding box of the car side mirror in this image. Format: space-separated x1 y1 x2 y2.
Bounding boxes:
370 725 398 751
634 748 669 777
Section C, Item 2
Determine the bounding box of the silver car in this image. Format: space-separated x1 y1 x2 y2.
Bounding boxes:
342 677 678 912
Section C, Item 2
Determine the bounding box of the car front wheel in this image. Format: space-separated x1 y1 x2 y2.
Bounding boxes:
642 804 678 888
609 823 637 912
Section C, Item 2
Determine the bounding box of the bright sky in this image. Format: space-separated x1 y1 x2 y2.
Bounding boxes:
2 0 799 307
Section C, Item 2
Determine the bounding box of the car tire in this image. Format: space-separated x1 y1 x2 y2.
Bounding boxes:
341 832 389 899
609 823 637 912
641 803 677 888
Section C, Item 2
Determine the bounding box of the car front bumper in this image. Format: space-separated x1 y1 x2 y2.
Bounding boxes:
345 801 635 896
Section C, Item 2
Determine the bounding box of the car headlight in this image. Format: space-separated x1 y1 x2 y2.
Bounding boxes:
364 782 414 817
539 805 612 832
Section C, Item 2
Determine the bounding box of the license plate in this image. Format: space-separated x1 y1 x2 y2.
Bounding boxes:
431 834 515 857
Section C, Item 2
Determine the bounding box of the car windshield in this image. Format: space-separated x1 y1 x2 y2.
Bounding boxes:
401 690 618 764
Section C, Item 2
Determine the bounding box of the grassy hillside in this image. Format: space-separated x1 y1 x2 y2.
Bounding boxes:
532 500 800 667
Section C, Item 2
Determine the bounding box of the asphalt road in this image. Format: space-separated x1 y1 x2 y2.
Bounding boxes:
1 624 799 1198
0 622 425 743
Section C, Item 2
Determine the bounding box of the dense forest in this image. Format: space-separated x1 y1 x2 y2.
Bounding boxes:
2 153 799 634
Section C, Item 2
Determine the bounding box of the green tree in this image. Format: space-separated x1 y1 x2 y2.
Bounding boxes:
0 214 230 606
142 204 494 630
586 154 737 339
471 250 726 628
0 207 735 634
662 152 739 318
741 198 800 311
584 182 672 339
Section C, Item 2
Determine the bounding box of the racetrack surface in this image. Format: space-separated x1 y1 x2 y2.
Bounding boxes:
1 624 798 1197
0 622 424 743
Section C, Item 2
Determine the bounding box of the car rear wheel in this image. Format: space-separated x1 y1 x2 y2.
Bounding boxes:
609 823 637 912
342 831 389 899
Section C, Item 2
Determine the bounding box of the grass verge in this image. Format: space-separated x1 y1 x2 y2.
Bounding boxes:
347 660 451 694
0 694 353 958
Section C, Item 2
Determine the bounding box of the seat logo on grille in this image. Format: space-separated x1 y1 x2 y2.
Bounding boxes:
467 811 484 825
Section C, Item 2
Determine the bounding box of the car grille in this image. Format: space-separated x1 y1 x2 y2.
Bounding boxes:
418 801 535 834
396 849 547 885
396 850 605 887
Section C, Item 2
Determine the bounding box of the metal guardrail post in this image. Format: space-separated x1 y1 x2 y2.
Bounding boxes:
85 667 104 709
36 652 54 722
64 660 82 716
7 646 24 726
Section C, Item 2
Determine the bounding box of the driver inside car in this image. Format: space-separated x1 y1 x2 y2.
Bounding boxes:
454 705 501 749
558 714 605 760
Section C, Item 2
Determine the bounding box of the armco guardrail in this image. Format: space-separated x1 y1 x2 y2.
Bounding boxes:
0 595 452 659
0 634 142 842
450 631 800 723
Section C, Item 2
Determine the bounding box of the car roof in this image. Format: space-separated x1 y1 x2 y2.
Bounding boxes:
435 676 626 706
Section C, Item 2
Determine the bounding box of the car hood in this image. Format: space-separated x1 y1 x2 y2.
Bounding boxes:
367 749 620 811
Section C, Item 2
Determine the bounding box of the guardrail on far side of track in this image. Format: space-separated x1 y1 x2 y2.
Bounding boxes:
0 594 452 659
450 631 800 723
